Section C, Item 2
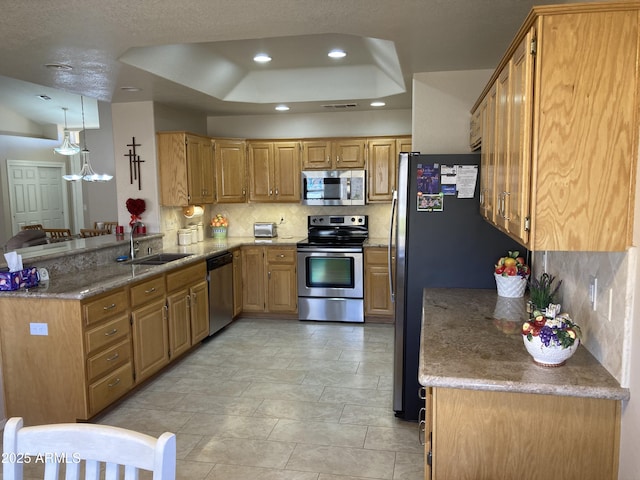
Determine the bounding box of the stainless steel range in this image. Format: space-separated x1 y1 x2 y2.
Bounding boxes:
297 215 368 322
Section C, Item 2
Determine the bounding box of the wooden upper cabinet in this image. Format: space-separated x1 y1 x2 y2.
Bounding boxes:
302 140 332 169
333 139 366 168
479 86 497 223
302 138 366 169
214 138 247 203
157 132 215 206
247 142 274 202
247 140 300 202
367 136 411 202
273 141 301 202
472 3 640 251
470 107 482 150
367 138 397 202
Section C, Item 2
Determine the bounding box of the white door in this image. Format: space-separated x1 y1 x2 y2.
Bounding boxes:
7 160 69 233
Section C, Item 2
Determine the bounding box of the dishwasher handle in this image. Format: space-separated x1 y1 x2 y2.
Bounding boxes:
206 252 233 270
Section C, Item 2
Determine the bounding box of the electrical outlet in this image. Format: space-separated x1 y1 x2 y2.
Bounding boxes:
589 275 598 311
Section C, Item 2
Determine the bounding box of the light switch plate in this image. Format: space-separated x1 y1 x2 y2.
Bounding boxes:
30 323 48 336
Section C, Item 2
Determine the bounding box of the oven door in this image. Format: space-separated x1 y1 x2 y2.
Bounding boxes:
297 248 364 298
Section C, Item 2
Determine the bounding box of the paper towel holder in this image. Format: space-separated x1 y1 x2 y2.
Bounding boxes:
183 205 204 218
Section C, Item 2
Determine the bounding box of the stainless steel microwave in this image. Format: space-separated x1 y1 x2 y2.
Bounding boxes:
301 170 366 206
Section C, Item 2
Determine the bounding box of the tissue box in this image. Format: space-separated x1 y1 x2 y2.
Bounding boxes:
0 267 39 291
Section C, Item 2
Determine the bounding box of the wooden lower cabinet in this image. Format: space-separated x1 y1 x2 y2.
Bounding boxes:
427 388 621 480
166 290 192 359
131 297 170 382
166 262 209 355
0 261 209 425
242 245 297 314
189 280 209 343
364 247 394 321
266 247 297 313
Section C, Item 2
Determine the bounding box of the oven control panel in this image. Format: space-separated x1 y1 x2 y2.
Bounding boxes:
308 215 367 227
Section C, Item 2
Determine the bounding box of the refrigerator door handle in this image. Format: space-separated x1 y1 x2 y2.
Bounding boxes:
388 189 397 303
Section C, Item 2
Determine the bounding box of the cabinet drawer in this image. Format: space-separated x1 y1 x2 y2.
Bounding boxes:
88 363 133 414
129 275 166 308
83 289 128 326
365 248 388 265
266 248 295 264
86 337 132 383
85 314 130 355
166 262 206 292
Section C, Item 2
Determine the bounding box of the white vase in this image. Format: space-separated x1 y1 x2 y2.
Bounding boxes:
494 273 528 298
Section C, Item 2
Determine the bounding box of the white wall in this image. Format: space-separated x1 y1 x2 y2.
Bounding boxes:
412 70 493 153
83 101 118 228
111 102 161 233
618 138 640 479
207 109 411 139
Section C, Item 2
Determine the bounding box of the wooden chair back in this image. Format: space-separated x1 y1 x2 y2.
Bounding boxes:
80 228 109 238
20 224 43 231
43 228 72 239
94 221 118 234
2 417 176 480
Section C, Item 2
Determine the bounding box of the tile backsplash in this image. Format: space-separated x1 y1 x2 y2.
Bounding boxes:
161 203 391 247
537 249 634 386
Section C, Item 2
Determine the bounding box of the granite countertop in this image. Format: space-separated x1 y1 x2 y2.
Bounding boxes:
419 288 630 401
2 235 304 300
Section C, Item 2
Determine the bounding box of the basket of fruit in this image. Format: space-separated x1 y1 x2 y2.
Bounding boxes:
209 213 229 238
494 251 529 298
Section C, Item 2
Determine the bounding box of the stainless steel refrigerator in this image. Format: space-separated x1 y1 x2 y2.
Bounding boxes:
389 152 522 421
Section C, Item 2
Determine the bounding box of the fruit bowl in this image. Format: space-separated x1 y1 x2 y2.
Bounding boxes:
494 251 529 298
523 335 579 367
522 313 581 367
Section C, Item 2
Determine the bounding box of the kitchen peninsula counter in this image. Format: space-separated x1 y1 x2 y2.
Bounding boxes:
1 235 304 300
418 288 629 400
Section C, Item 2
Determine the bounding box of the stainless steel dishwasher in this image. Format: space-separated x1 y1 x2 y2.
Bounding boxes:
206 252 234 336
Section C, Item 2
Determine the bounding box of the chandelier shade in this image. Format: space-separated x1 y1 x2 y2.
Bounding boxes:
62 97 113 182
53 107 80 156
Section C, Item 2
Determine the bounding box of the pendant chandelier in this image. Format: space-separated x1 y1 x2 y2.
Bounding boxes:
53 107 80 156
62 97 113 182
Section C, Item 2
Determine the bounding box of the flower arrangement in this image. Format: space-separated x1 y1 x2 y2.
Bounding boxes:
126 198 146 227
522 310 581 349
494 251 529 277
528 272 562 312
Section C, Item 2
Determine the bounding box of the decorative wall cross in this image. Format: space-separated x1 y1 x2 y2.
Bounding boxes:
124 137 145 190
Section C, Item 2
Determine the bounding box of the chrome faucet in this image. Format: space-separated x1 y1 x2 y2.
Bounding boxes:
130 221 143 259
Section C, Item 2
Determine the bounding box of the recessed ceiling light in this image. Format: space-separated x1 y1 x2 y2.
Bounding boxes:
328 49 346 59
44 63 73 71
370 101 386 107
254 53 272 63
120 86 141 92
275 105 290 111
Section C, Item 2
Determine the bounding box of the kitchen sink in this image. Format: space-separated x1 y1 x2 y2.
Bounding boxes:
127 253 193 265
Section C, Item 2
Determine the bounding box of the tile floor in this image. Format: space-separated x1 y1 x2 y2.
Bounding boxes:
4 318 424 480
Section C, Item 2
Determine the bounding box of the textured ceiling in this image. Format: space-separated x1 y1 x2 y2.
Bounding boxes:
0 0 587 126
